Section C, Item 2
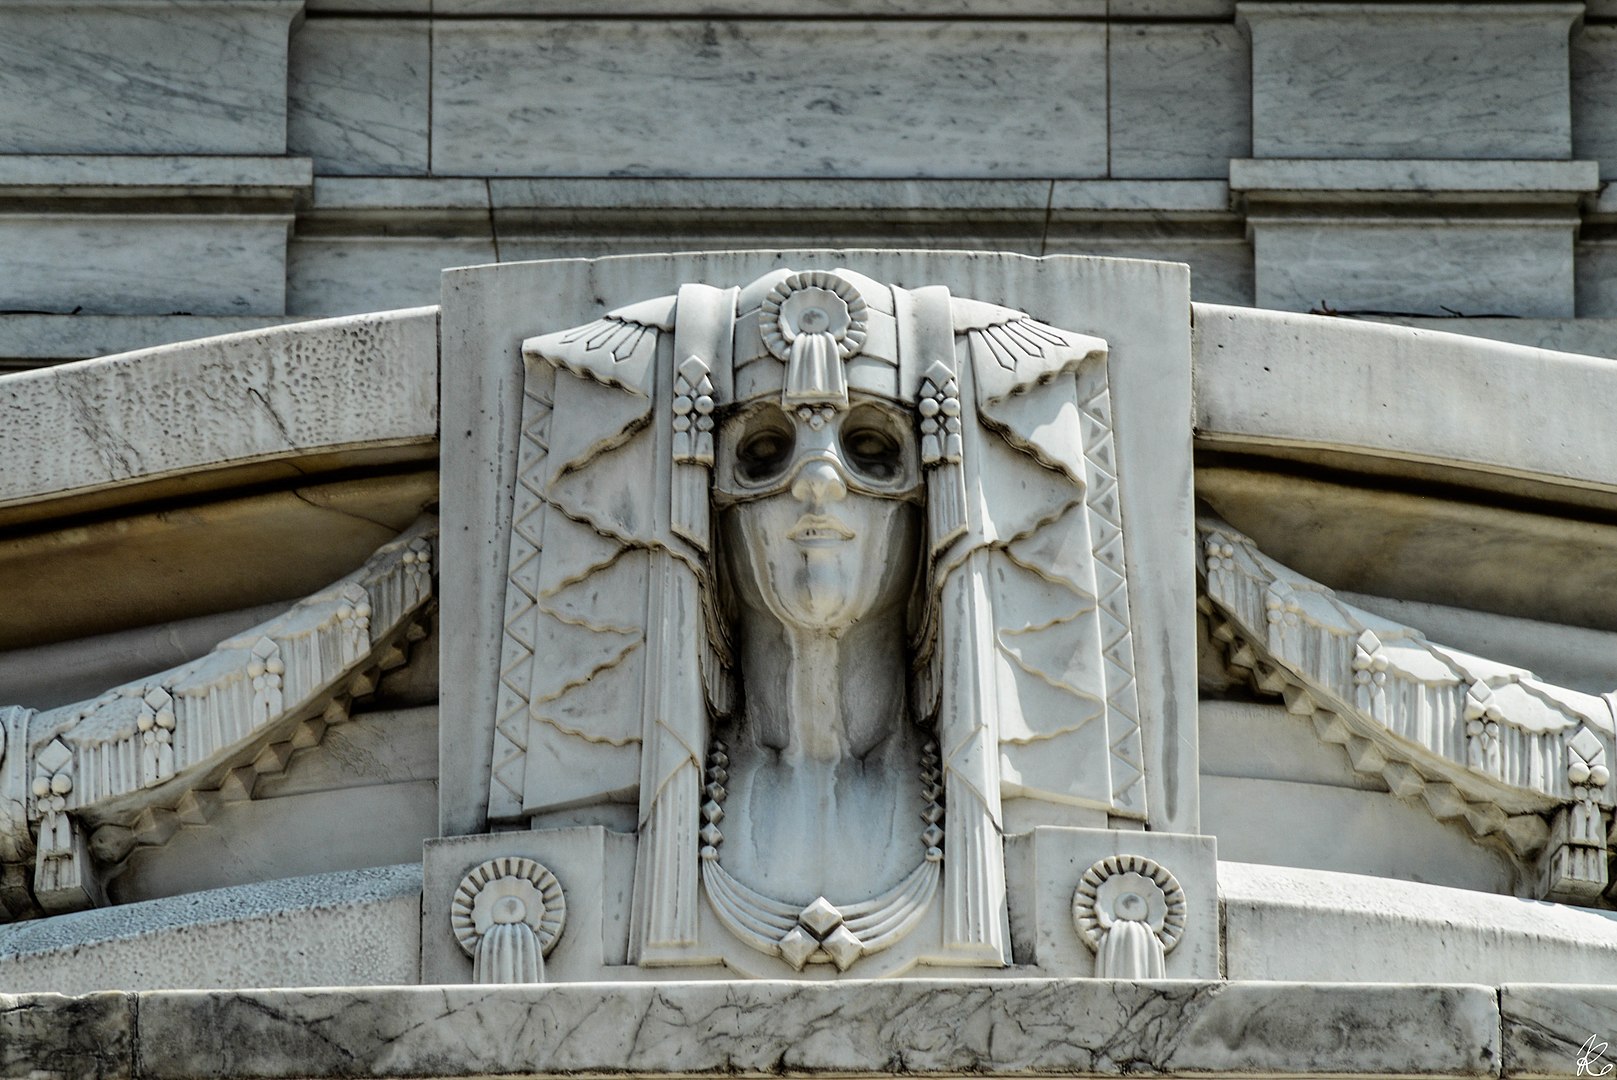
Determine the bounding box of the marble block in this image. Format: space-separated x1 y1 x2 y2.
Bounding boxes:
288 18 431 176
420 828 637 984
1249 219 1577 318
436 0 1103 12
0 308 437 515
1242 2 1580 160
1577 240 1617 318
0 990 133 1080
1003 827 1218 978
1574 26 1617 181
126 980 1502 1078
0 0 301 154
0 213 292 317
288 238 497 317
430 20 1107 177
1193 303 1617 495
1108 24 1250 179
0 865 422 993
1503 985 1617 1079
1226 866 1617 986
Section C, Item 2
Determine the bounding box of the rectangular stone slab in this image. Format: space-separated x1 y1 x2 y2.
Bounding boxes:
106 980 1505 1078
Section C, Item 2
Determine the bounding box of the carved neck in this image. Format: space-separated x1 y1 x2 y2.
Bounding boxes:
739 606 910 765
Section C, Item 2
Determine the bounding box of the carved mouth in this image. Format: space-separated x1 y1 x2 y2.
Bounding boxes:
788 515 855 546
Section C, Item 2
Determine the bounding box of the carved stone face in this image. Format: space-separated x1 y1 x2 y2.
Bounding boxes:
718 397 921 632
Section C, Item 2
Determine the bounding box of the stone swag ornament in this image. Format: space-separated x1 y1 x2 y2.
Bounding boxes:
487 266 1147 973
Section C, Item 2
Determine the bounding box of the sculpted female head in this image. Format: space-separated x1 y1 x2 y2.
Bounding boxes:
715 396 922 633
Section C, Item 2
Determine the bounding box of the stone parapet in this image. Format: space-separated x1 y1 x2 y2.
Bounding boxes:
0 980 1515 1080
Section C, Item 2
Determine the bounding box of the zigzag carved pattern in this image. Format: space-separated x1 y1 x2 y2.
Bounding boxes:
1079 375 1145 814
489 380 551 821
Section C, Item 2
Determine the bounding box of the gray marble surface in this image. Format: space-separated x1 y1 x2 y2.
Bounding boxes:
1244 3 1579 160
0 990 132 1080
1574 26 1617 180
1225 865 1617 985
1251 220 1576 319
288 237 497 316
0 0 300 154
0 154 310 196
433 0 1104 14
289 18 430 176
0 866 423 993
0 214 291 316
1578 239 1617 319
123 980 1500 1079
1503 986 1617 1079
431 20 1107 177
1232 159 1600 196
1109 24 1249 179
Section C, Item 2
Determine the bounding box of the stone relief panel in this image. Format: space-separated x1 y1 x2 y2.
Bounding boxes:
448 255 1197 979
1200 515 1617 904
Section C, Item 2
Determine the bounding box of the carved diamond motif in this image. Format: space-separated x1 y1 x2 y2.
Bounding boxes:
799 895 842 937
778 925 818 970
821 924 863 971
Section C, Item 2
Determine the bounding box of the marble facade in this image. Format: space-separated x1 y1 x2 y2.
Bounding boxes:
3 2 1617 366
5 3 1617 1077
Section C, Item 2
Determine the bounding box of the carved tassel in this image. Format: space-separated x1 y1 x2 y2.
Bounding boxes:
1096 920 1165 979
473 922 544 984
671 355 716 550
919 360 967 551
783 332 848 408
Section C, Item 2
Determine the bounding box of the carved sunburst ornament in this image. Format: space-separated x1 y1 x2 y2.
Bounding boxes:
1072 854 1186 954
451 856 567 958
761 270 869 362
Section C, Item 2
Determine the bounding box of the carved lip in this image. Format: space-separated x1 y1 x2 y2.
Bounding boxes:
788 515 855 546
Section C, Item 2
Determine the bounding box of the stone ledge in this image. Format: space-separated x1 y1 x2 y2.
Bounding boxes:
1193 302 1617 501
1231 159 1600 200
0 980 1512 1079
0 307 438 520
0 156 313 200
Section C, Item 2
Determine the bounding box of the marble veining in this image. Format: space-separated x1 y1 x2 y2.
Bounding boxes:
0 2 300 155
288 18 430 176
1245 5 1578 160
430 21 1107 178
124 980 1500 1078
1109 24 1250 179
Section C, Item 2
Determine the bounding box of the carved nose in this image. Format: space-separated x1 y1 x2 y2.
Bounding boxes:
791 458 847 506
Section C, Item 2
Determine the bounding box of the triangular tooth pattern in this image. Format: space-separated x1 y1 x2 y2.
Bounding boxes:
1079 376 1145 815
491 378 557 819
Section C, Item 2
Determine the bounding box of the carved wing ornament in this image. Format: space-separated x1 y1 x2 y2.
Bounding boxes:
1198 515 1616 902
0 517 437 920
